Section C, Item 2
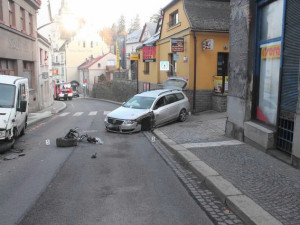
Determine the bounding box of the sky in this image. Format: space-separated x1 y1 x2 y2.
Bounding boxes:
38 0 171 30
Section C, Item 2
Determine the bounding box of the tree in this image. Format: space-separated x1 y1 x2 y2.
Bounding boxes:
150 9 162 23
128 14 141 34
99 23 118 46
117 14 127 35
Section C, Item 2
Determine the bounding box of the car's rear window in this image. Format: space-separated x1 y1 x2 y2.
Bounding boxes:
123 96 156 109
175 93 184 100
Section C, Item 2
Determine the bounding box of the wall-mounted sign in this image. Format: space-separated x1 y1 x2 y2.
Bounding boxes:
261 44 281 59
171 38 184 52
173 53 179 61
160 61 169 71
143 46 156 62
202 39 214 51
183 56 188 63
42 72 48 79
130 52 139 61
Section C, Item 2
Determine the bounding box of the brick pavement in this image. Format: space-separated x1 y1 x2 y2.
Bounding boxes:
157 111 300 225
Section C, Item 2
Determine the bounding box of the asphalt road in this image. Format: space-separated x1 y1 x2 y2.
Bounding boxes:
0 98 214 225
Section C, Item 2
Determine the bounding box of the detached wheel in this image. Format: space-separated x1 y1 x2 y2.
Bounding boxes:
178 109 187 122
56 137 77 147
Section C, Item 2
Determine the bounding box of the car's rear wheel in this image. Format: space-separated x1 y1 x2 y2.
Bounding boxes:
178 109 187 122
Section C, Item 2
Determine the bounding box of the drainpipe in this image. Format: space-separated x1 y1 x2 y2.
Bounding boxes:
193 31 197 112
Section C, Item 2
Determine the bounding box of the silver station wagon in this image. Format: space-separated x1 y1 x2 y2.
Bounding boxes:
104 77 190 133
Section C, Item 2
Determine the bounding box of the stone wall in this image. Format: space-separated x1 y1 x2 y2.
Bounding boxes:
212 94 227 112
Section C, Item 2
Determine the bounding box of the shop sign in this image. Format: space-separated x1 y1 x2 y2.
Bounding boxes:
214 76 228 94
143 46 156 62
160 61 169 71
261 44 281 59
130 52 139 61
171 38 184 52
202 39 214 51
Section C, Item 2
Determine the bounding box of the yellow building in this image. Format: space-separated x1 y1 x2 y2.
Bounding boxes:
137 0 230 112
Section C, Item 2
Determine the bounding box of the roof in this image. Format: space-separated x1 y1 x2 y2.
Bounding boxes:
78 53 112 70
126 29 143 44
137 89 182 98
136 32 160 49
162 0 230 32
144 22 157 37
183 0 230 32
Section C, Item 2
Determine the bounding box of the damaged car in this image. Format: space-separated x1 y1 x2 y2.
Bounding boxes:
104 77 190 133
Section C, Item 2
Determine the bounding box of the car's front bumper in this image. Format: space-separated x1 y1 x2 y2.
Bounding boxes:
105 121 141 133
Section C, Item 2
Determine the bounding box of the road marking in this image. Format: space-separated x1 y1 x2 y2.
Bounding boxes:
103 111 111 116
181 140 243 149
89 111 98 116
73 112 84 117
59 112 70 117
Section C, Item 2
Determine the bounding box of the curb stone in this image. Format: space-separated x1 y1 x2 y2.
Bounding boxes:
153 129 283 225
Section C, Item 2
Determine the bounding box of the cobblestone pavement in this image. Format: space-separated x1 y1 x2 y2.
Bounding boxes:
144 132 244 225
188 144 300 225
157 112 300 225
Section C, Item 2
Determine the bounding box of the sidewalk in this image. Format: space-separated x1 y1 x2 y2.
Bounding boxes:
28 101 66 126
153 110 300 225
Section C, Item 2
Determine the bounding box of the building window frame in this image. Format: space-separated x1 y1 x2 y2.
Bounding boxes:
253 0 286 126
20 7 25 32
0 0 3 22
29 13 33 35
169 10 179 28
8 0 15 27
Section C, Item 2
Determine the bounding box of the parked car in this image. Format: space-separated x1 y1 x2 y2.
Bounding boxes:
104 77 190 133
0 75 29 149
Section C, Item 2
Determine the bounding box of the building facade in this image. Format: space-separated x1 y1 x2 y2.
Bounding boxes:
0 0 40 112
137 0 230 113
37 32 54 109
227 0 300 168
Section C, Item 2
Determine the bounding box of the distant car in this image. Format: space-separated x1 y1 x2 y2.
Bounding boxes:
104 77 190 133
73 90 79 97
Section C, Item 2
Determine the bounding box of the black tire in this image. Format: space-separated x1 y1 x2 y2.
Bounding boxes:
56 137 77 147
68 97 72 100
178 109 187 122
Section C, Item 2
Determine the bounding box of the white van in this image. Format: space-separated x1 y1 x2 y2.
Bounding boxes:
0 75 29 143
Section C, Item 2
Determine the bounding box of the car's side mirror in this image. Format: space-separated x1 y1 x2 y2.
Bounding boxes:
18 100 27 112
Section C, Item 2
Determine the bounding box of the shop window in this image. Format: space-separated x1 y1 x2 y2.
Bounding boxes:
8 0 15 27
169 10 178 28
144 62 149 74
255 0 284 126
20 7 25 32
0 0 3 21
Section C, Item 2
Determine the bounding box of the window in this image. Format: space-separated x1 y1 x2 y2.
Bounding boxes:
0 58 15 75
217 53 229 76
144 62 149 74
255 0 284 125
44 51 48 65
169 10 178 27
40 48 44 65
83 41 86 48
0 0 3 21
23 61 33 88
175 93 184 100
154 97 166 110
91 41 93 48
166 94 177 104
20 7 25 32
168 53 177 76
8 0 15 27
60 54 64 63
29 13 33 35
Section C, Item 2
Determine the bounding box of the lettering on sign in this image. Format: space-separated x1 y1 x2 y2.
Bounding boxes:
261 44 281 59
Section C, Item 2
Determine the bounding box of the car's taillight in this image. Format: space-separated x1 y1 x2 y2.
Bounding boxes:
188 97 191 102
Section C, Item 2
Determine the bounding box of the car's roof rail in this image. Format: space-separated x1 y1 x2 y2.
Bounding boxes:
158 89 180 96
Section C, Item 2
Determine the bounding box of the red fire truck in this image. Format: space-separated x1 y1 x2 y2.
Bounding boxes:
53 82 73 100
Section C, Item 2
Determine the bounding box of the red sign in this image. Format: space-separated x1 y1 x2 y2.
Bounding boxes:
83 79 87 83
261 44 281 59
171 38 184 52
143 46 156 62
